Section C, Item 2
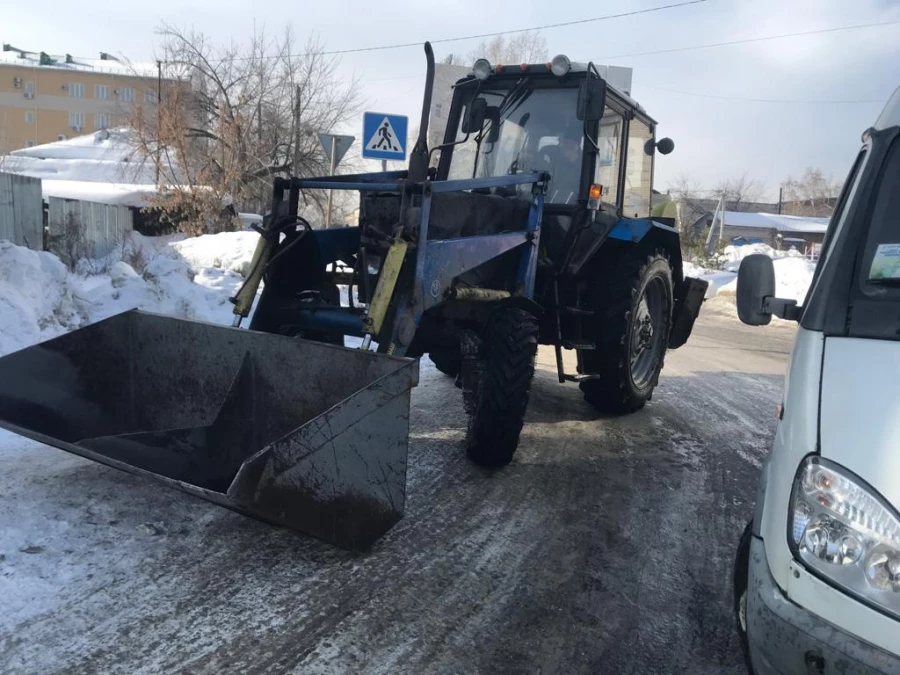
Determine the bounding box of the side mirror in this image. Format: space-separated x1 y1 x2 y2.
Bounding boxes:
737 254 801 325
737 255 775 325
577 75 607 122
643 137 675 156
462 97 487 134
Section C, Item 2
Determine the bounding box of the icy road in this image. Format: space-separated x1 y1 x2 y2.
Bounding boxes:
0 301 796 675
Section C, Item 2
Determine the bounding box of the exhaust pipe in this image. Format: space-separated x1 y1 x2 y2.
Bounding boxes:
407 41 435 182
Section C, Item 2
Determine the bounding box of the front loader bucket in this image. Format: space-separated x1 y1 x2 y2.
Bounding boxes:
0 311 418 550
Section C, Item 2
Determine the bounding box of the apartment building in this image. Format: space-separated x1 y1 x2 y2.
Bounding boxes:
0 45 176 151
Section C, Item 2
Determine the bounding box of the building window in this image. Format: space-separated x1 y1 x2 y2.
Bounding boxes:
57 134 67 141
119 87 135 103
24 81 34 98
69 111 85 130
26 141 35 148
94 84 109 100
25 110 35 124
70 82 85 98
95 113 110 130
145 89 158 104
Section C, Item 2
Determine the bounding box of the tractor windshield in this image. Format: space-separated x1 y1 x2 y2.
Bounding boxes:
447 84 582 204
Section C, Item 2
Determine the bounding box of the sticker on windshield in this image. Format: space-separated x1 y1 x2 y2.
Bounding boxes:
869 243 900 280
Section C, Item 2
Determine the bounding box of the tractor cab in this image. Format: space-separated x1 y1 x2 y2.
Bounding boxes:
437 55 673 270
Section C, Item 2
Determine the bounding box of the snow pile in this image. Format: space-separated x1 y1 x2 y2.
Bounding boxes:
0 242 82 355
716 256 816 303
0 232 258 357
171 232 260 277
720 243 803 272
685 243 816 304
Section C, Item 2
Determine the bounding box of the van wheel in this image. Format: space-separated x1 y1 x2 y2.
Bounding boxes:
734 520 755 673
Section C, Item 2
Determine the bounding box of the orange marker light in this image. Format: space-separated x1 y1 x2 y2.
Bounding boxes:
520 63 528 71
589 184 602 200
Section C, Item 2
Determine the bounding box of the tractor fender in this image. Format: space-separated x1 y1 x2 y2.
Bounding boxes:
496 296 544 318
607 218 683 283
604 218 707 349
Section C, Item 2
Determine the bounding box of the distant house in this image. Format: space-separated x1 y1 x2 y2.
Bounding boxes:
699 210 829 252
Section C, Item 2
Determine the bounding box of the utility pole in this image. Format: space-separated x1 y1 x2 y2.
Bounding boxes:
292 85 302 176
777 186 783 215
156 60 162 187
326 135 337 227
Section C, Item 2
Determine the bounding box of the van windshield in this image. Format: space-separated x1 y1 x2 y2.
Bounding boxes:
860 137 900 290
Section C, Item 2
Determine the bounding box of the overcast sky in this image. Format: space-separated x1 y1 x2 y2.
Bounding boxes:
3 0 898 199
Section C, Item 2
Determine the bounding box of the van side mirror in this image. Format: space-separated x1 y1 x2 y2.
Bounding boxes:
462 97 487 134
577 76 607 121
737 254 801 325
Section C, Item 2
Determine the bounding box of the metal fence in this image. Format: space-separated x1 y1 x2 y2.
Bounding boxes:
48 197 134 260
0 172 43 250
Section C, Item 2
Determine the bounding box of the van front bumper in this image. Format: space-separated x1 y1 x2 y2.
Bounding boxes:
747 537 900 675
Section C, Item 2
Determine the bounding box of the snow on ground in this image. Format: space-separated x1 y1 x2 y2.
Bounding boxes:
171 232 261 277
687 243 817 304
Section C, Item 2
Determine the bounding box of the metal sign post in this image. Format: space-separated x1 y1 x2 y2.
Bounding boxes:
317 133 355 228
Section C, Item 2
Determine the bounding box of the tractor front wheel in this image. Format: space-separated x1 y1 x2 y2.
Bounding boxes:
465 308 538 467
580 250 673 413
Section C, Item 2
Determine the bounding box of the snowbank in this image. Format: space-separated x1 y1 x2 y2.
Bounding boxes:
686 243 816 304
720 243 804 273
716 256 815 303
0 242 82 355
0 232 258 357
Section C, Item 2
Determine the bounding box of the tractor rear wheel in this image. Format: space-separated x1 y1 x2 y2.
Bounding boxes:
465 308 538 467
579 250 673 413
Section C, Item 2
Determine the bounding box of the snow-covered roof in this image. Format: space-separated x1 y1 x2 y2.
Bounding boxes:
2 128 158 187
0 48 156 77
42 180 155 208
12 128 136 162
723 211 829 234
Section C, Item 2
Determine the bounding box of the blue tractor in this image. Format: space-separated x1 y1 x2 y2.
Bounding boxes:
0 44 707 549
244 45 708 465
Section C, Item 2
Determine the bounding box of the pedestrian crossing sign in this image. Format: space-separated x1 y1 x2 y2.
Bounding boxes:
362 112 408 161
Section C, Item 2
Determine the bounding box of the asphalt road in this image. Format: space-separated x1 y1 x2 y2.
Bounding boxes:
0 300 798 675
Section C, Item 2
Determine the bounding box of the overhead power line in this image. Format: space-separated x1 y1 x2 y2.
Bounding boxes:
593 19 900 60
640 83 887 104
316 0 711 56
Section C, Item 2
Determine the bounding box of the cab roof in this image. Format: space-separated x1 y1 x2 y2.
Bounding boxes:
455 66 656 126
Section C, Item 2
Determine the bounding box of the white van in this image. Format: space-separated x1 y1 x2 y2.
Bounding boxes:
733 87 900 674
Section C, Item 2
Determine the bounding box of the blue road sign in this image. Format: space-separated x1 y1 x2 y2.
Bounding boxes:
362 112 408 161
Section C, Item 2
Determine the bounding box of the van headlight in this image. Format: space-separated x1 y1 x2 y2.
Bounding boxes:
790 457 900 618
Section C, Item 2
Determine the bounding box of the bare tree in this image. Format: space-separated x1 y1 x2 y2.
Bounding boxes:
668 174 709 236
467 32 548 64
129 24 359 234
715 172 764 212
782 168 841 217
